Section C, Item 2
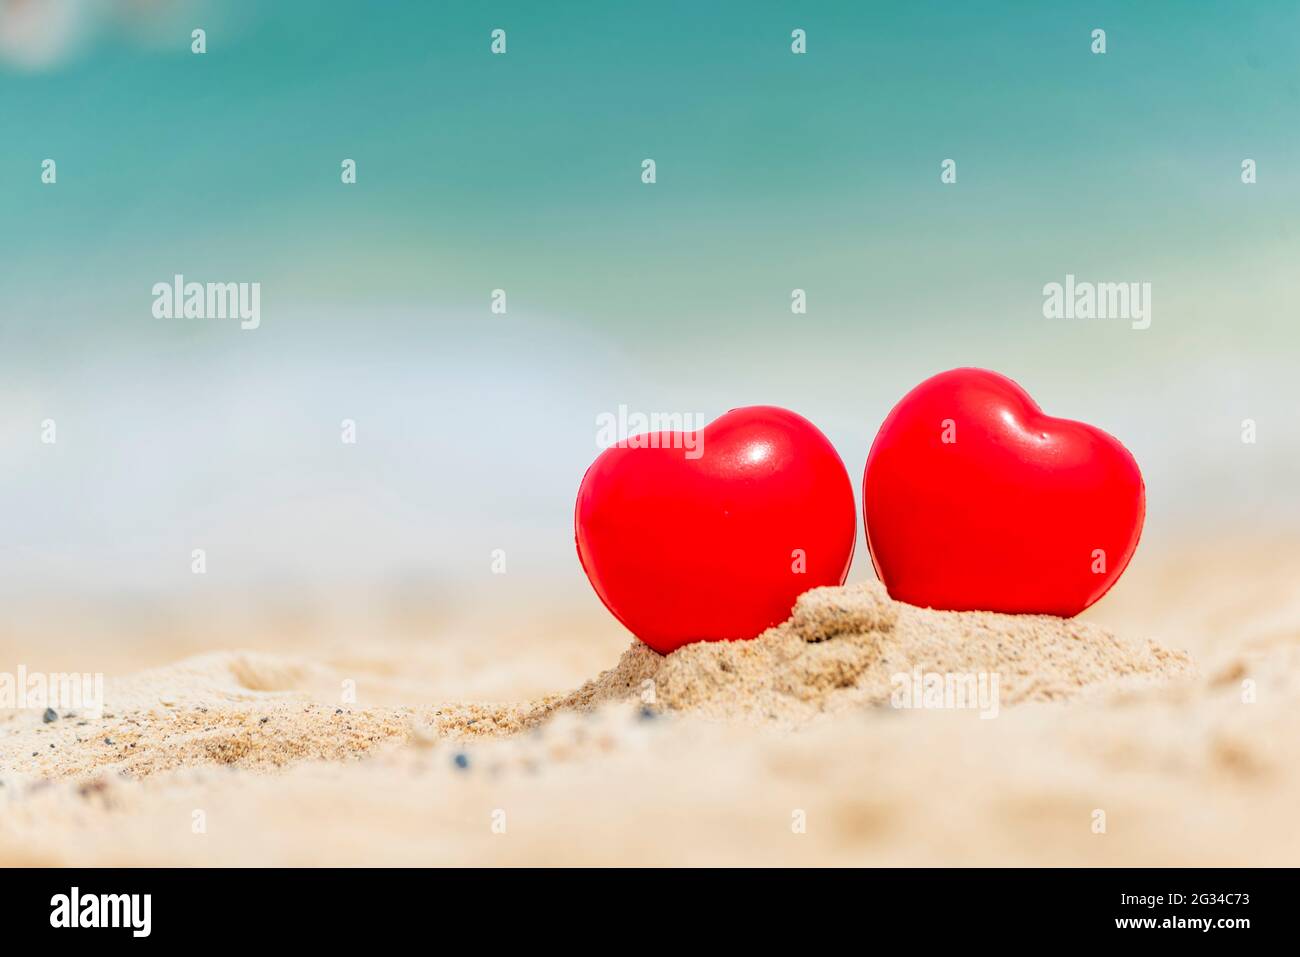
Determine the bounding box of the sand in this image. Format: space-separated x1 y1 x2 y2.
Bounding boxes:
2 557 1297 866
544 582 1191 724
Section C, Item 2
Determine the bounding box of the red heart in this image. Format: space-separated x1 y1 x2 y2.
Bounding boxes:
863 368 1144 617
576 406 857 654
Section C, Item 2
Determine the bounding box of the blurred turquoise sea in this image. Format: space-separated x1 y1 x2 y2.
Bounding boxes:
1 1 1297 638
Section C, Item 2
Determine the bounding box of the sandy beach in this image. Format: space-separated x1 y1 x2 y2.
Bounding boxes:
3 536 1297 867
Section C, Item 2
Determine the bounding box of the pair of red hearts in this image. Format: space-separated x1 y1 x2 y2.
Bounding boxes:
575 368 1145 654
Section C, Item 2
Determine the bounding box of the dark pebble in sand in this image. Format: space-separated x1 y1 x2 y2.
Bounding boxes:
104 738 115 746
638 705 658 722
453 752 470 771
43 708 58 723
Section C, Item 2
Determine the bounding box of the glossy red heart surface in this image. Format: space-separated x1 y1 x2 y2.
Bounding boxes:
576 406 857 654
863 368 1144 617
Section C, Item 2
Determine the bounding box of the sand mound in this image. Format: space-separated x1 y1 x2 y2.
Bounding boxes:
0 582 1194 789
547 582 1193 725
